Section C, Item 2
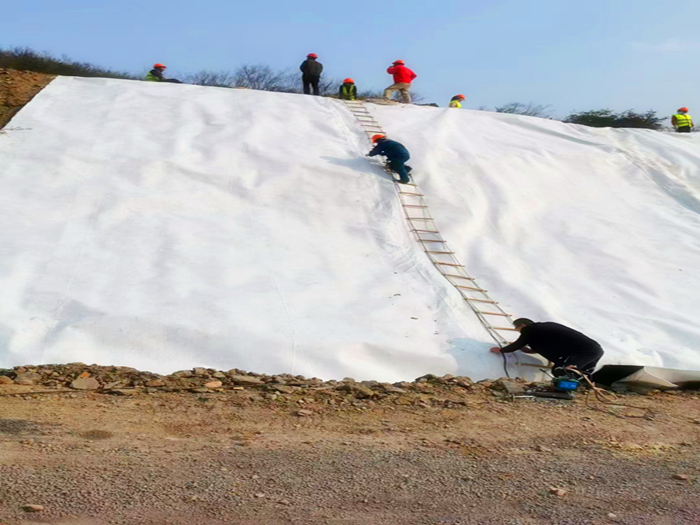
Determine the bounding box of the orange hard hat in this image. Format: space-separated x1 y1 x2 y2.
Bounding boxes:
392 60 405 65
371 134 386 143
456 94 465 99
153 63 167 69
343 78 354 83
678 107 689 112
307 53 318 58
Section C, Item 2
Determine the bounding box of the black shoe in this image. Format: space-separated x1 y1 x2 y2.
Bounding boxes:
397 178 410 184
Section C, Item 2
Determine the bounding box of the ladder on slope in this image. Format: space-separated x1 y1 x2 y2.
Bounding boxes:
342 100 518 349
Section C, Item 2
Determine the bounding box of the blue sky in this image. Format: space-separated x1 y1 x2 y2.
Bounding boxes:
3 0 699 117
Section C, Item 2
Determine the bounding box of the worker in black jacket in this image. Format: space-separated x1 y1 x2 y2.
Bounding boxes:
490 318 604 377
368 135 413 184
300 53 323 95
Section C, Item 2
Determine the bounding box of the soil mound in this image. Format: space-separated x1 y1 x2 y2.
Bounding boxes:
0 68 53 128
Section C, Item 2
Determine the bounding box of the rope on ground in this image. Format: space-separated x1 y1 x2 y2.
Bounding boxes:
570 369 656 420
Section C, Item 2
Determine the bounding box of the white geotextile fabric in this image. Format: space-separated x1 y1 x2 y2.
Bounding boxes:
0 77 499 381
1 77 699 380
369 103 700 371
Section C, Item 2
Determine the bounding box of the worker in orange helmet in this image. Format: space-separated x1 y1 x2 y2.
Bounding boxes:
368 134 413 184
145 63 182 83
384 60 417 103
672 107 693 133
338 78 358 100
449 94 465 108
300 53 323 95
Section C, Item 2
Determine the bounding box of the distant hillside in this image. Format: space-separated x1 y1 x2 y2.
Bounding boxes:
0 47 135 79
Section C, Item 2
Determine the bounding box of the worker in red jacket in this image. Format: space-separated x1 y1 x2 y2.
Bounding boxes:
383 60 417 103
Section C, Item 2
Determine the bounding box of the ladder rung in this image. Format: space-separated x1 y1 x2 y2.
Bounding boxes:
403 205 428 208
399 192 424 196
444 274 474 280
407 217 435 221
491 326 519 332
465 298 498 304
479 311 510 317
456 285 487 292
411 229 440 233
435 262 464 267
426 251 454 254
416 239 446 243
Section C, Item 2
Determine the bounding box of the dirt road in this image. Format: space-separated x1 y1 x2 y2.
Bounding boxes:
0 379 698 525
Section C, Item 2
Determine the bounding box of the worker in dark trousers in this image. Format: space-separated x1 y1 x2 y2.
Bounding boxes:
368 134 412 184
300 53 323 95
490 318 604 377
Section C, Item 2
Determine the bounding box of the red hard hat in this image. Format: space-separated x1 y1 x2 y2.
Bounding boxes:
392 60 405 65
456 94 465 99
679 107 689 112
153 63 167 69
371 134 386 143
307 53 318 58
343 78 354 83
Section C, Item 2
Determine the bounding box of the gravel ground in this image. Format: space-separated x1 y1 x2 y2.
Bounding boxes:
0 382 698 524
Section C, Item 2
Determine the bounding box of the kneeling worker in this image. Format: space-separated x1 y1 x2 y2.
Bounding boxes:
672 107 693 133
145 63 182 83
368 135 412 184
339 78 357 100
449 94 465 108
490 318 604 377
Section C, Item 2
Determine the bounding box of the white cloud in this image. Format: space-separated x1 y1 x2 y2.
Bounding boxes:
628 39 700 52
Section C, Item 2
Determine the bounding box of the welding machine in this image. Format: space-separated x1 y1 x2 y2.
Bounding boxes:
552 377 580 392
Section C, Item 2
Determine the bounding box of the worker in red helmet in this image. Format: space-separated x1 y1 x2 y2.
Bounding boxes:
672 107 693 133
338 78 357 100
145 63 182 84
300 53 323 96
449 94 465 108
383 60 417 103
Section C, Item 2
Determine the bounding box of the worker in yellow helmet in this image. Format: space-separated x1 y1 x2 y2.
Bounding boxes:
672 107 693 133
449 94 465 108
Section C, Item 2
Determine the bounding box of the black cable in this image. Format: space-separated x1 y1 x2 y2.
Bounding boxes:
502 351 511 378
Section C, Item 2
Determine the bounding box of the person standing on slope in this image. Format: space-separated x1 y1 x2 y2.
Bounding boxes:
490 318 605 377
672 107 693 133
449 94 465 108
300 53 323 96
338 78 357 100
383 60 417 103
368 134 413 184
145 63 182 83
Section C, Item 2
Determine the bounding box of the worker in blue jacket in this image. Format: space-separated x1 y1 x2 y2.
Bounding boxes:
368 135 412 184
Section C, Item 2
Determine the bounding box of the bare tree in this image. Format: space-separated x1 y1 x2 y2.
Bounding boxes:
232 64 290 91
183 71 237 87
495 102 553 118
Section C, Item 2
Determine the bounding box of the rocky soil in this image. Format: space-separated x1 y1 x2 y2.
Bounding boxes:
0 68 53 129
0 364 699 524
